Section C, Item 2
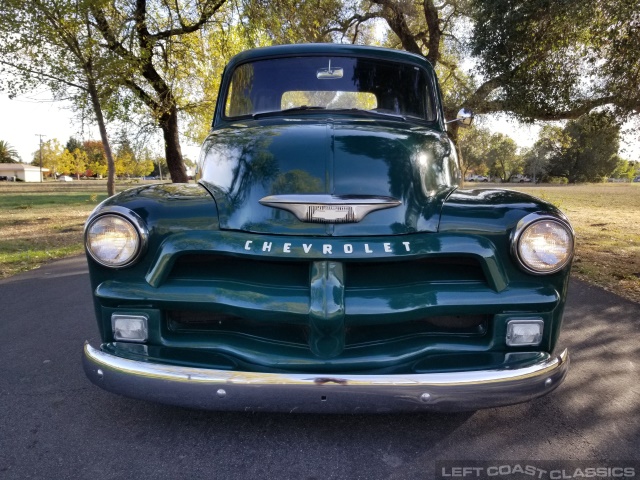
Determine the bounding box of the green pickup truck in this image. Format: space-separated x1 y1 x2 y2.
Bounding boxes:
83 44 573 413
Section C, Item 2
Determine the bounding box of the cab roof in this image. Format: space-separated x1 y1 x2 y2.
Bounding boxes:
225 43 434 72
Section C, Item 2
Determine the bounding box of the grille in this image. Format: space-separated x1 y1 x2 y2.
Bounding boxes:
167 310 488 348
164 254 490 353
167 310 308 346
346 256 486 287
345 315 488 347
168 254 487 287
168 254 309 287
306 205 356 223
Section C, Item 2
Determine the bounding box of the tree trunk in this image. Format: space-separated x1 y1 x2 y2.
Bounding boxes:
87 77 116 196
159 105 188 183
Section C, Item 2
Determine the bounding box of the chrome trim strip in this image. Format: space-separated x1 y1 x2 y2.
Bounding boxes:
259 194 401 223
510 212 575 275
83 343 569 413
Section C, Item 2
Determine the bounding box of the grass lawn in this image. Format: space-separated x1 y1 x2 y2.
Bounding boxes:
1 180 639 303
0 181 142 279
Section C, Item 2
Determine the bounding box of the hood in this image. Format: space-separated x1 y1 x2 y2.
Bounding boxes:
198 117 460 236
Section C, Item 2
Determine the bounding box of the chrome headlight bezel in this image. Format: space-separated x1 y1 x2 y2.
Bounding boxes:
511 212 574 275
84 206 149 268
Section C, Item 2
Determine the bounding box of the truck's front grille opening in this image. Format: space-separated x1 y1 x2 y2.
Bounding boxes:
166 310 309 346
166 310 488 351
346 257 487 288
168 254 488 288
168 254 310 288
345 314 488 347
168 310 244 325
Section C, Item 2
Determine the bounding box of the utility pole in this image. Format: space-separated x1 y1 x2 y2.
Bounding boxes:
35 134 45 182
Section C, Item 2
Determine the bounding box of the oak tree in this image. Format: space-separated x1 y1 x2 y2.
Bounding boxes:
89 0 229 183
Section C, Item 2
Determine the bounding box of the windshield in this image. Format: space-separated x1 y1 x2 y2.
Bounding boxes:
223 56 437 122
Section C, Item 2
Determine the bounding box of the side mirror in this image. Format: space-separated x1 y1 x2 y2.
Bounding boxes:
447 108 474 127
456 108 474 126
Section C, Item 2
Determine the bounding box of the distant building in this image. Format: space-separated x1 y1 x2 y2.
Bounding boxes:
0 164 49 182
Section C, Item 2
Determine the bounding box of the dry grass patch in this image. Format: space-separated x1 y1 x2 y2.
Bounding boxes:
0 183 110 277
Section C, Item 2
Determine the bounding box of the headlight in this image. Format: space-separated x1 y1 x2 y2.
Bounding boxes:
512 214 574 274
85 211 147 267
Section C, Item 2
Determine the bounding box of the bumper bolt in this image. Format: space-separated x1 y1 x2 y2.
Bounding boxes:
217 389 227 398
420 393 431 403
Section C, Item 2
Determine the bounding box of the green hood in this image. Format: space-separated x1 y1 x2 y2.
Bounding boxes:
198 117 460 236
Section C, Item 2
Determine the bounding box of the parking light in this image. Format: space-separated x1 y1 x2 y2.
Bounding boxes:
112 314 149 343
506 319 544 346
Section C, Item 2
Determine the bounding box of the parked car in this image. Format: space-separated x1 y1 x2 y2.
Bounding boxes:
83 44 573 413
466 174 489 182
57 175 73 182
632 176 640 183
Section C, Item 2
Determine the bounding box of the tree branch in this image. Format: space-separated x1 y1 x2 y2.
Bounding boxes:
150 0 226 40
0 59 87 91
320 12 382 40
90 5 136 63
123 78 160 113
370 0 423 56
423 0 441 65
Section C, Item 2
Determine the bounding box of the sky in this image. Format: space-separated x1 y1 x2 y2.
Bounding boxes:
0 92 202 164
1 91 637 165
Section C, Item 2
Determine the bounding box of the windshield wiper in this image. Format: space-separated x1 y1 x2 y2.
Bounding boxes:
331 108 407 121
252 106 409 122
253 106 326 119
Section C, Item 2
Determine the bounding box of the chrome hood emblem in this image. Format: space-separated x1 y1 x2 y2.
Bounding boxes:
259 195 401 223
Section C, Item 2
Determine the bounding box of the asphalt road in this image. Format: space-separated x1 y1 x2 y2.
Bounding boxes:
1 257 639 480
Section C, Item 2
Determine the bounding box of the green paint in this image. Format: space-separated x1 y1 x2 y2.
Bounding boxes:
85 45 572 379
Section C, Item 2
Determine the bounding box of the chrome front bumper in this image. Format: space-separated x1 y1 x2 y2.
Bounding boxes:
83 343 569 413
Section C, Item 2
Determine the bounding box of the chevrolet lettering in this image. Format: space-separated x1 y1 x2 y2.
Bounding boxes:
242 240 412 255
83 44 573 413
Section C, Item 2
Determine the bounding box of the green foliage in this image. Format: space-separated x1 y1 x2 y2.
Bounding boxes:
242 0 376 45
521 125 568 182
2 0 635 185
547 112 621 183
589 0 640 113
470 0 594 119
610 159 637 181
458 126 492 177
69 148 89 179
0 140 21 163
469 0 639 120
458 127 524 181
83 140 108 177
66 137 83 153
486 133 522 182
31 138 64 175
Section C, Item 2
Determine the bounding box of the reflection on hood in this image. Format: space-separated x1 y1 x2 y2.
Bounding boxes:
199 118 460 236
